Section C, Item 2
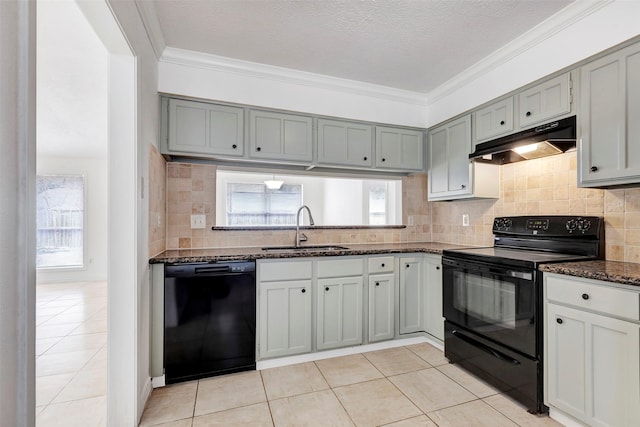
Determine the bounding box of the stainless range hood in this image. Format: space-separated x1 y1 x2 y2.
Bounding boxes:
470 116 576 165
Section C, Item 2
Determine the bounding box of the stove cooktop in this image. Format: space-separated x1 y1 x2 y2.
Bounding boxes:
443 246 595 268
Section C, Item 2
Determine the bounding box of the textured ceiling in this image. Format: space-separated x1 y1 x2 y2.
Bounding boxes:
152 0 574 93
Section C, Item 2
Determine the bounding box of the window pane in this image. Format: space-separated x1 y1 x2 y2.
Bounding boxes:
36 175 84 268
227 182 302 226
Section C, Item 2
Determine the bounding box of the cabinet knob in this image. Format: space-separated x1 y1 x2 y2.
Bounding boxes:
406 264 410 268
526 111 532 117
301 288 306 293
232 144 237 149
325 286 329 291
500 120 505 126
382 158 386 162
375 282 380 286
582 293 590 300
256 147 262 152
556 318 563 324
436 266 440 270
363 156 367 161
381 263 385 267
590 166 598 172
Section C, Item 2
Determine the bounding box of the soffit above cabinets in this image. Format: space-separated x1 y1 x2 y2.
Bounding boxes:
146 0 573 94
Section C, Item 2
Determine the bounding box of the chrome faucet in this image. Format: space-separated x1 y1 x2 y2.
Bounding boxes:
295 205 315 247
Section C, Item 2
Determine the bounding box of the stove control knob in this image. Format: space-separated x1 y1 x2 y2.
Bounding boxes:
503 219 513 228
577 220 591 231
566 219 577 232
494 219 503 228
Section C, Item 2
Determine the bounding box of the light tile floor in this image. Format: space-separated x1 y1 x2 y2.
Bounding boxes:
139 345 562 427
35 281 107 426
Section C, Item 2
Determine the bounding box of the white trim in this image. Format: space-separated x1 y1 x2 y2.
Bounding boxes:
256 335 441 370
140 377 153 406
133 0 165 60
160 47 428 106
548 408 588 427
151 375 166 389
426 0 612 103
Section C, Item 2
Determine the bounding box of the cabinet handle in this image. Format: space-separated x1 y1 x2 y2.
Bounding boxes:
325 286 329 291
382 158 386 162
500 120 505 126
232 144 237 149
256 147 262 152
590 166 598 172
375 282 380 286
436 266 440 270
406 264 410 268
381 263 385 267
582 293 590 300
363 156 367 161
556 318 563 324
526 111 532 117
301 288 306 293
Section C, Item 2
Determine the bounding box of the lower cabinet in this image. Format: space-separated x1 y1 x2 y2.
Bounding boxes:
259 280 312 359
317 276 363 350
424 255 444 340
399 257 423 334
368 274 395 342
545 274 640 427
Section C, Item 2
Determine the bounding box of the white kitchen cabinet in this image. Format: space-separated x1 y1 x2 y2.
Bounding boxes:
259 280 312 359
375 126 424 172
423 255 444 341
399 256 422 335
166 98 244 157
578 42 640 187
544 274 640 427
368 274 395 342
317 276 363 350
249 110 313 163
518 73 571 128
473 97 514 142
317 118 373 168
258 259 313 359
428 115 499 201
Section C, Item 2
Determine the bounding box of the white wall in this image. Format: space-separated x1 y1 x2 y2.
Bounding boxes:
426 1 640 126
36 156 107 284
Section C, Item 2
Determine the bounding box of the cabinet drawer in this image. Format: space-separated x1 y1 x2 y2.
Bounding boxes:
546 275 640 321
317 258 364 278
368 256 395 274
259 260 312 281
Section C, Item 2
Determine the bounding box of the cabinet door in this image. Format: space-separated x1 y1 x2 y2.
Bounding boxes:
579 43 640 186
259 280 312 359
317 119 373 167
518 73 571 128
547 303 640 426
168 99 244 157
369 274 394 342
424 256 443 341
317 277 363 350
474 97 514 142
428 115 472 200
375 127 424 171
399 258 423 335
249 110 313 162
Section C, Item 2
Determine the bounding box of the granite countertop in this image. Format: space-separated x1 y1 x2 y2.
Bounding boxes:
150 242 470 264
540 260 640 287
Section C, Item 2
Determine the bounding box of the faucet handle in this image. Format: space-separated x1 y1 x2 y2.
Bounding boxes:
299 233 308 242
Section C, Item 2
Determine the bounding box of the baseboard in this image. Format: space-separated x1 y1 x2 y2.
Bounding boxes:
257 335 437 370
151 375 166 388
138 377 153 422
549 408 587 427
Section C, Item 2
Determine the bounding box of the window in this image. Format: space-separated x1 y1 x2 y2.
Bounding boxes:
36 175 84 268
216 170 402 227
227 183 302 225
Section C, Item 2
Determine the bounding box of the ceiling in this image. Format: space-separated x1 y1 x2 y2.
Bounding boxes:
151 0 574 94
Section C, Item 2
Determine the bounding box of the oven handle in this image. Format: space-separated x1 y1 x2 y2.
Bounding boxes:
451 330 521 366
443 258 533 281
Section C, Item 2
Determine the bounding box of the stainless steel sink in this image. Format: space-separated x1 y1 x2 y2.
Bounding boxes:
262 245 349 252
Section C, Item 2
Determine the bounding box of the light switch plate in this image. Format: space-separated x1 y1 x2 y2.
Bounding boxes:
462 214 470 227
191 214 206 229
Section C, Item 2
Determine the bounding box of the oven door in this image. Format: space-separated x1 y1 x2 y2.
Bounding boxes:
442 256 537 357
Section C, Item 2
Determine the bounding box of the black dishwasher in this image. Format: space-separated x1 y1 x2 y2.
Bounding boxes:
164 261 256 384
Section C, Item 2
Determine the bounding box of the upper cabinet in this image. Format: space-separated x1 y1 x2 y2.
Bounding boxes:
428 115 499 201
473 97 514 143
578 42 640 187
317 119 373 168
518 73 571 128
249 110 313 163
166 99 244 157
375 126 424 171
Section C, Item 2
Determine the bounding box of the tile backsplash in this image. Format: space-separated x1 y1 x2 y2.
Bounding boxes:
155 150 640 263
149 144 167 257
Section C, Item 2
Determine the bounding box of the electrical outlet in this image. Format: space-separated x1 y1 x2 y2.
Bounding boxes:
462 214 470 227
191 214 206 229
408 215 414 226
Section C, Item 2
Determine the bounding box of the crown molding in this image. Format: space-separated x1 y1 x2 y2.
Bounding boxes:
426 0 613 103
134 0 166 60
160 47 429 106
